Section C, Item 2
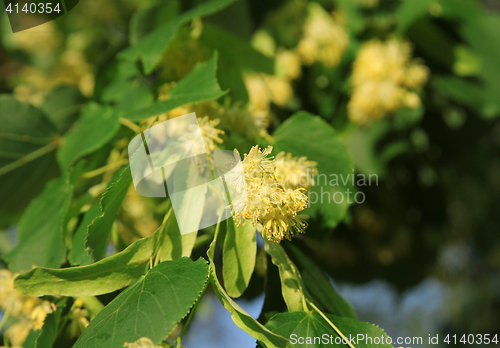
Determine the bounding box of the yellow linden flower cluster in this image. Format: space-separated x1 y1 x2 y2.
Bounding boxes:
197 116 225 151
0 270 91 347
9 19 62 54
297 3 349 68
228 146 317 243
0 270 52 346
275 152 318 190
244 3 349 115
157 99 268 142
68 299 90 338
348 38 430 125
243 73 294 116
12 49 94 107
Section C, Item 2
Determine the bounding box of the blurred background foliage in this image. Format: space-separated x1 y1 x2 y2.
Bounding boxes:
1 0 500 347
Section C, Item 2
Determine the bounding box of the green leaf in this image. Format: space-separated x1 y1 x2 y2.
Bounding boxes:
407 19 456 69
21 329 40 348
86 166 133 262
120 0 237 73
169 164 207 235
68 198 102 266
208 229 290 348
266 311 394 348
345 125 387 177
285 244 357 319
5 175 73 272
395 0 433 33
432 76 487 114
393 107 424 130
272 111 355 228
160 216 198 261
73 257 209 348
336 0 364 34
121 52 227 121
129 0 180 45
57 102 119 172
14 225 165 297
101 60 140 103
34 300 66 348
222 218 256 298
40 85 86 134
0 95 60 226
114 82 154 114
263 240 307 312
200 24 274 102
455 14 500 118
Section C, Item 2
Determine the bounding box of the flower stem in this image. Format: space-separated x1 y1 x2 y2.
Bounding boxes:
119 117 142 134
307 299 356 348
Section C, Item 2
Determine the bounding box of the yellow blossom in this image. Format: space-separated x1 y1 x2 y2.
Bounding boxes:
276 49 302 80
5 320 32 347
244 74 271 111
297 3 349 67
251 30 276 58
243 74 293 111
13 48 95 105
198 116 224 151
262 207 308 243
404 91 422 109
405 62 430 88
0 269 46 346
68 307 90 338
0 269 21 314
10 19 62 53
274 152 318 190
348 38 429 125
30 301 53 331
223 104 270 139
0 269 41 319
229 146 316 243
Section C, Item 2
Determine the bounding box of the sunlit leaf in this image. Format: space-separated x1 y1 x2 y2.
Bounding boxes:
73 257 209 348
0 96 60 226
264 240 307 312
273 112 355 228
34 300 67 348
223 218 256 298
208 230 291 348
57 102 119 172
15 225 164 297
120 52 227 121
266 311 394 348
86 166 132 262
120 0 238 74
286 244 357 319
5 175 73 272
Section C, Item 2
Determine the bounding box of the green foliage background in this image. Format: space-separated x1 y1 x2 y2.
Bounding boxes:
0 0 500 347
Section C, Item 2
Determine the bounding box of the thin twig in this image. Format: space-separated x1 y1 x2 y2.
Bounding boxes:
80 159 129 178
0 140 57 176
120 117 142 134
